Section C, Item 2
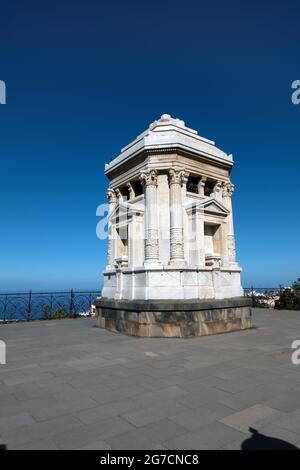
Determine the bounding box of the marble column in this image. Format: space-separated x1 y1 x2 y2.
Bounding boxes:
140 170 160 265
181 172 189 262
126 182 135 200
115 188 122 202
213 181 222 201
106 188 117 269
168 169 188 263
198 176 206 196
222 182 237 264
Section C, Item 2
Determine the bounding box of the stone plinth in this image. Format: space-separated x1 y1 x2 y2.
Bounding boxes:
93 297 253 338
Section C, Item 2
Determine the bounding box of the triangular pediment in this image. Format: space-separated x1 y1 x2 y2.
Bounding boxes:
201 197 229 215
185 197 229 216
109 201 144 223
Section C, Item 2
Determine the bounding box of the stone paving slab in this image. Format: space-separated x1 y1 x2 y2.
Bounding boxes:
0 308 300 449
219 404 280 433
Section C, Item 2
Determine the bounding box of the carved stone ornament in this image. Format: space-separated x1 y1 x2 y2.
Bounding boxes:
139 170 158 186
145 229 159 259
115 188 123 200
168 169 189 186
107 188 117 203
170 227 184 259
126 182 134 198
222 182 235 197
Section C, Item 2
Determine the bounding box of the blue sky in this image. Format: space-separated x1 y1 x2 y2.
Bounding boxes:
0 0 299 291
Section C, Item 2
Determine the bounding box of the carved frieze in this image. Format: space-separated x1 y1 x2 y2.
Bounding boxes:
170 227 184 259
145 229 159 260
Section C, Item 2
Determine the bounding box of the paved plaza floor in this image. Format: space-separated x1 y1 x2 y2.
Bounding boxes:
0 308 300 450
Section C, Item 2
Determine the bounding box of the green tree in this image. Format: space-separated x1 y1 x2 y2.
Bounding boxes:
54 308 66 319
275 279 300 310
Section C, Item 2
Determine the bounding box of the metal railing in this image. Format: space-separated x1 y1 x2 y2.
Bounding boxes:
0 289 101 323
0 286 291 322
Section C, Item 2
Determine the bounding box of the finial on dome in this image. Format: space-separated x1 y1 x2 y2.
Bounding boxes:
149 113 186 130
160 113 171 121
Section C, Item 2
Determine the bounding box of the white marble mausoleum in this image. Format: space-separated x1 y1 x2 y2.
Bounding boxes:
102 114 244 301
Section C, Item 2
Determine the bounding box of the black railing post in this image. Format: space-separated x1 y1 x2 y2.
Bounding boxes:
3 295 7 323
50 293 53 318
89 292 92 315
69 288 75 318
27 289 32 321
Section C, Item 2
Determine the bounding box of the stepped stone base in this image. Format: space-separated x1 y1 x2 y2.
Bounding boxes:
93 297 253 338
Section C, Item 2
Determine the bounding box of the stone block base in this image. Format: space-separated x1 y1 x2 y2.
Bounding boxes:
93 297 253 338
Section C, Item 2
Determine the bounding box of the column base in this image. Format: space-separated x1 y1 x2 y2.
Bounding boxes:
143 261 162 269
168 259 187 268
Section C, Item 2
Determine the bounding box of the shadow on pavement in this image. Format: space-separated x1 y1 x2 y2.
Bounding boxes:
241 427 299 450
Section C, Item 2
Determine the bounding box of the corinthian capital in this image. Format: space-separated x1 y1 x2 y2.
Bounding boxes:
168 169 189 186
222 182 235 197
107 188 117 203
139 169 158 186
